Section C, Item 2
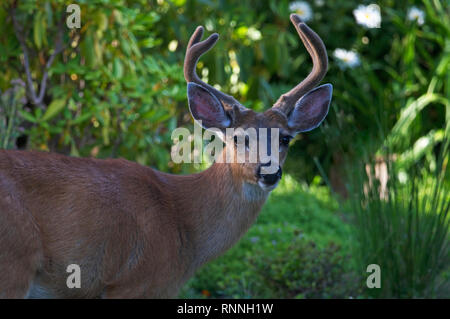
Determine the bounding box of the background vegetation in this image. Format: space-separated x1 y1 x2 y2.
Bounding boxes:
1 0 448 298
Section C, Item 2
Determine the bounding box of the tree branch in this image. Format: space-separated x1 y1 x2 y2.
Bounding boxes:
11 7 39 106
10 7 67 109
37 17 66 103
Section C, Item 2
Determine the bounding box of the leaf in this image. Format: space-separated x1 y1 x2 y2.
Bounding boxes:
41 99 66 122
70 139 80 157
94 34 103 65
71 112 93 125
128 31 142 58
120 38 132 56
101 108 111 145
94 11 108 32
18 110 37 123
397 130 444 169
33 11 44 49
81 31 97 67
112 9 124 25
113 58 124 79
388 93 446 139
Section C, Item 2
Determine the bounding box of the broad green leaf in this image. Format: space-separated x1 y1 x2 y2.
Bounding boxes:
81 31 96 67
94 34 103 65
33 11 44 49
94 11 108 32
71 112 93 125
387 93 448 145
19 110 37 123
41 98 66 122
70 139 80 157
113 58 124 79
397 130 444 169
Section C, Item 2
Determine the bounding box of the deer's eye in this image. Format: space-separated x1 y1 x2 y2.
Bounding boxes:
280 135 292 146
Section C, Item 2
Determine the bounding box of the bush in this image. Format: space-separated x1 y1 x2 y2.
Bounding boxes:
248 237 362 299
0 1 186 170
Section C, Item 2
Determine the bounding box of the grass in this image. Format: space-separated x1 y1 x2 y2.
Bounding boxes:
347 142 450 298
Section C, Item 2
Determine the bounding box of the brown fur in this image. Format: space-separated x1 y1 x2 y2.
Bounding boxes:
0 148 274 298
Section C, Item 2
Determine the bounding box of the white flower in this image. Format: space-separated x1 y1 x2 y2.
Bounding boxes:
289 1 313 22
247 27 262 41
315 0 324 7
333 48 360 69
353 4 381 28
398 171 408 184
407 7 425 25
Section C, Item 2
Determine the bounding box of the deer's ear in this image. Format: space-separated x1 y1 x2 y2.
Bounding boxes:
287 84 332 133
187 82 231 129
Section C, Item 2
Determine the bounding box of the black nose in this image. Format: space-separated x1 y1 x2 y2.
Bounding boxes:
257 163 282 185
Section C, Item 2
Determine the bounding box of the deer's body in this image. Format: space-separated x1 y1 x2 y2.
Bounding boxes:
0 150 267 298
1 14 333 298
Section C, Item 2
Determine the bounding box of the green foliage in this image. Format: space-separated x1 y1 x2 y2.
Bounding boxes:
1 0 447 176
319 0 449 185
348 141 449 298
0 83 25 149
248 239 361 299
1 0 185 170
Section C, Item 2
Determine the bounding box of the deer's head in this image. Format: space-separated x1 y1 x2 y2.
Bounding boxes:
184 14 332 192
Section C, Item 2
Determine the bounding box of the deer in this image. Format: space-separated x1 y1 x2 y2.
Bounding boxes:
0 14 332 298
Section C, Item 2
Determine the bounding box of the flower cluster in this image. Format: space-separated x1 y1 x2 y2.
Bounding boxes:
333 49 360 69
289 3 427 69
289 1 313 22
353 4 381 28
407 6 425 25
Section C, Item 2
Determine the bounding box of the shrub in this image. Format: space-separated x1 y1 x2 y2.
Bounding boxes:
248 237 362 299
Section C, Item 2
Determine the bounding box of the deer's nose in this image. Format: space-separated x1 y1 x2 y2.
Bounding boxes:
257 162 282 185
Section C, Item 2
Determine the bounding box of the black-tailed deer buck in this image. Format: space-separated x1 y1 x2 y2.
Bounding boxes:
0 14 332 298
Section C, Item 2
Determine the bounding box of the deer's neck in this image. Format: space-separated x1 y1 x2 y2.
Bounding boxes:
171 162 268 268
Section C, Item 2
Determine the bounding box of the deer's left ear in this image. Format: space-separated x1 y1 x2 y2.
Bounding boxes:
287 84 332 133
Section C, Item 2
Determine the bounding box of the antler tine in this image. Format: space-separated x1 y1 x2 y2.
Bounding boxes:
273 14 328 114
184 26 243 109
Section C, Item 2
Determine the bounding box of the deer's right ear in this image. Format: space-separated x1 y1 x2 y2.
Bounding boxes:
187 83 231 129
287 84 332 133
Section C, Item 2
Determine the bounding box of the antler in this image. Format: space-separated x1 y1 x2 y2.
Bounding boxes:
273 14 328 114
184 26 245 109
